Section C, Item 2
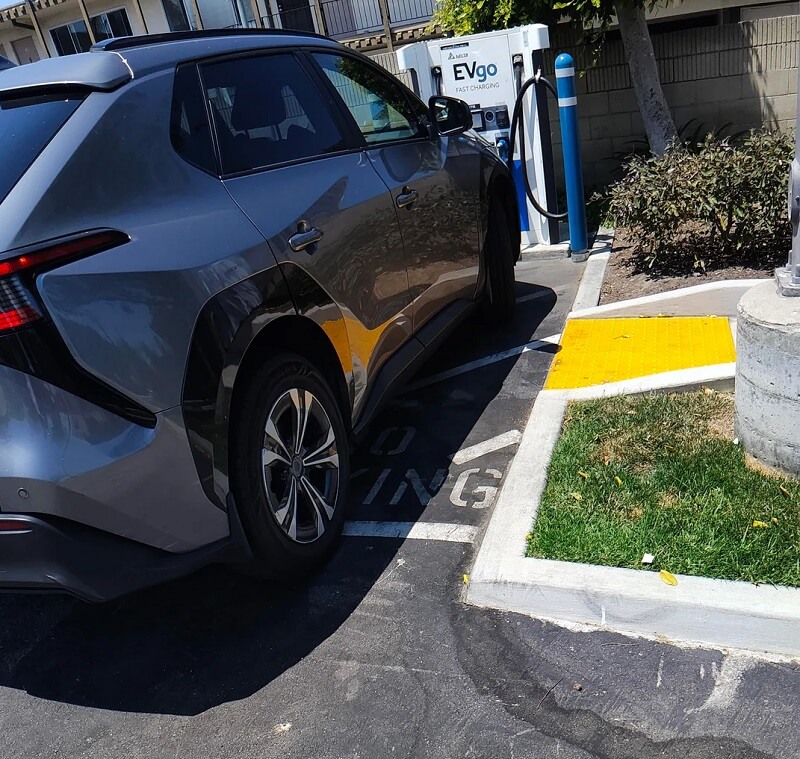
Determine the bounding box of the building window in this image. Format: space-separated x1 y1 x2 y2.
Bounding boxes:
195 0 239 29
51 21 91 56
91 8 134 39
162 0 192 32
50 8 132 56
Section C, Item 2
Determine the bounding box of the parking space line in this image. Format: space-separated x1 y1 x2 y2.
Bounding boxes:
516 290 551 304
407 333 561 392
343 521 477 543
452 430 522 465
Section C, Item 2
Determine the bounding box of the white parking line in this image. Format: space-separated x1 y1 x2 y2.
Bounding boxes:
452 430 522 465
516 290 551 304
407 333 561 392
343 521 477 543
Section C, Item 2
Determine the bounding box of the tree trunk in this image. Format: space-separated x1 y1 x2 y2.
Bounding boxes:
615 3 677 156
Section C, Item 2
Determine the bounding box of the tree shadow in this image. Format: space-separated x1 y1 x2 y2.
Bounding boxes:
0 280 559 716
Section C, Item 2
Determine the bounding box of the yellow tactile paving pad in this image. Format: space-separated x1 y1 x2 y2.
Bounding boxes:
545 317 736 390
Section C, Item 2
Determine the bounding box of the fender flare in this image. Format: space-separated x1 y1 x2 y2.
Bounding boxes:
181 264 353 509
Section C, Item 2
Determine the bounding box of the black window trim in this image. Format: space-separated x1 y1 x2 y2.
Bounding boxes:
301 47 436 152
194 47 366 181
170 62 219 177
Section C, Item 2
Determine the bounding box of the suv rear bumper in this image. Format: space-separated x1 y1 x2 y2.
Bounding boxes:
0 514 231 601
0 363 229 554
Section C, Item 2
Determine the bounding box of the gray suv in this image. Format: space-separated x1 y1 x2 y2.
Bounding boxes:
0 30 520 600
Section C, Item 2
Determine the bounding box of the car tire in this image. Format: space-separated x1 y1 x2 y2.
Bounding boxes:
481 198 517 325
231 353 350 578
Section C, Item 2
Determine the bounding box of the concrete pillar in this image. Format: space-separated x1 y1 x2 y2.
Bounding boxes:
735 281 800 478
377 0 393 51
77 0 97 44
26 1 50 58
188 0 204 30
131 0 149 34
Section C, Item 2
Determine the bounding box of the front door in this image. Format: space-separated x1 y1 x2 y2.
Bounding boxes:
310 51 481 336
276 0 316 31
11 37 39 64
201 51 413 412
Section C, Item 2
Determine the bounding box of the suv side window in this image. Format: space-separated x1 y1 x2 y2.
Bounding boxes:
171 64 216 174
312 52 428 146
201 53 347 175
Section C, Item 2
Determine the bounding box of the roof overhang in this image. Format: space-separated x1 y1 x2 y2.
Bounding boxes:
1 0 72 24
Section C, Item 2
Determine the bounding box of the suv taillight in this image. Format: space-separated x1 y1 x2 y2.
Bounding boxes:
0 230 128 333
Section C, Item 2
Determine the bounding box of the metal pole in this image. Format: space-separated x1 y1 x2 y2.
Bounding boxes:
775 58 800 295
531 48 560 245
554 52 588 260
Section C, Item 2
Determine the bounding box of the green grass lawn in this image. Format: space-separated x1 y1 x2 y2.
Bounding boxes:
526 392 800 586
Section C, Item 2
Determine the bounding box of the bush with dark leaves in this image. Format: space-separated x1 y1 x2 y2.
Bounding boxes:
608 130 793 274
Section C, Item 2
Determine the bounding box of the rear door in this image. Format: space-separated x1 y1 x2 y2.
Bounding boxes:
201 51 412 402
309 51 480 336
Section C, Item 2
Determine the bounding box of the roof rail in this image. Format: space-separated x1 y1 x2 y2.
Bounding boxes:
92 28 329 53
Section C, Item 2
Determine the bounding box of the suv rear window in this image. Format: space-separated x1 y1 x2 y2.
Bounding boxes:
0 93 84 203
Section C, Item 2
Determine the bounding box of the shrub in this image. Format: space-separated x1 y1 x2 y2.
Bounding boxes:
608 130 793 273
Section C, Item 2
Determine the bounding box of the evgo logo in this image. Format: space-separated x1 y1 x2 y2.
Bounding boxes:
453 61 498 83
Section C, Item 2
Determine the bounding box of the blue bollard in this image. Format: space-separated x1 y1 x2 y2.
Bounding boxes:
554 53 589 260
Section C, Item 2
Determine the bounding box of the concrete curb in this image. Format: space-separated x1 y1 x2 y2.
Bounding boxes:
571 278 768 320
465 256 800 658
520 232 614 266
571 244 612 312
546 362 736 400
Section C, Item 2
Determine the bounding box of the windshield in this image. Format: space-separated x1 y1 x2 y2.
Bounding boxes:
0 92 84 203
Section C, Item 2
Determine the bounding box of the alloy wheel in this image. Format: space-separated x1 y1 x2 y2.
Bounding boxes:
261 388 340 544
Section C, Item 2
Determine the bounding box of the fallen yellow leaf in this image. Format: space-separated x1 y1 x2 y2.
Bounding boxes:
525 533 532 541
779 485 792 499
462 574 470 584
570 492 582 501
771 517 779 526
752 520 769 529
614 476 623 487
578 471 589 480
659 570 678 586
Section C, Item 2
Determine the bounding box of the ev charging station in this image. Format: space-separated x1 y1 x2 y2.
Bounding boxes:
397 25 565 250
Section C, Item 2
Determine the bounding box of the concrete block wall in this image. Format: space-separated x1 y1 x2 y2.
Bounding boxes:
543 16 800 188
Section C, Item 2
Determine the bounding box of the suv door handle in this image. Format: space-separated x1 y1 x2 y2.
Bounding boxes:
396 187 419 209
289 221 323 253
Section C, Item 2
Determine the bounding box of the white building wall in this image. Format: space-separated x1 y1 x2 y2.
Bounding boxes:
0 0 172 60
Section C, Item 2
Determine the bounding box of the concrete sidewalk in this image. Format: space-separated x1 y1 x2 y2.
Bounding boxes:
545 278 767 397
467 272 800 658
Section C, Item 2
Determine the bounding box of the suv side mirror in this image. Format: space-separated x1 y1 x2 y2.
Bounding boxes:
428 96 473 136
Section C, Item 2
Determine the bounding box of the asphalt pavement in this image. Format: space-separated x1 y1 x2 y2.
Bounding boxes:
0 258 797 759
